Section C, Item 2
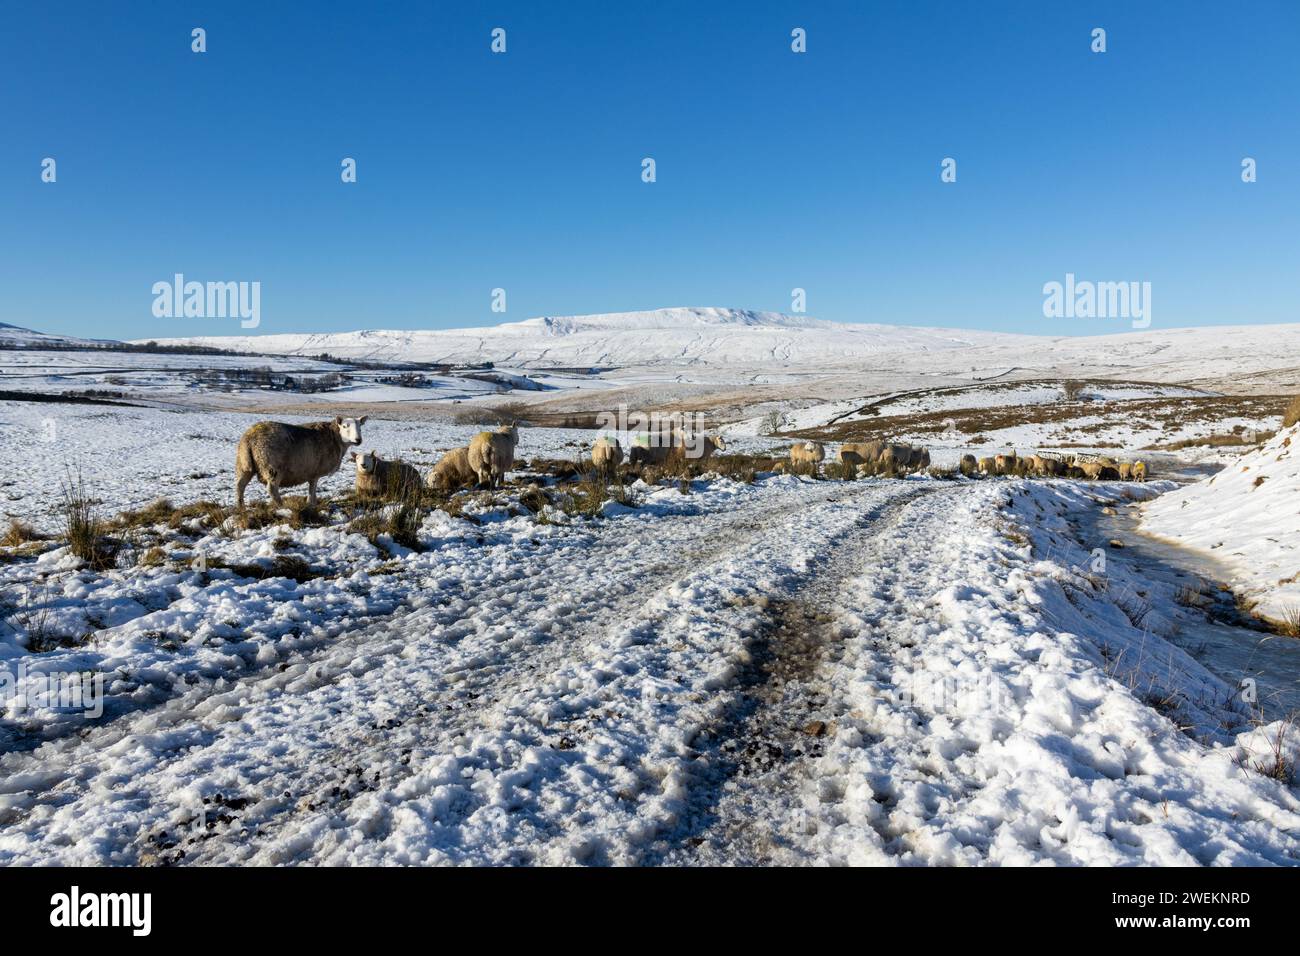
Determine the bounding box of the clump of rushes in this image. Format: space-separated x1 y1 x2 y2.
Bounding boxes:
60 467 117 570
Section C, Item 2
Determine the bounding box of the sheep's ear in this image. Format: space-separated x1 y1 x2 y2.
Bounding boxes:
358 415 368 425
335 416 343 425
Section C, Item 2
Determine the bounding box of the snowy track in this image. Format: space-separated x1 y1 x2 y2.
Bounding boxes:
0 478 928 863
3 475 1299 866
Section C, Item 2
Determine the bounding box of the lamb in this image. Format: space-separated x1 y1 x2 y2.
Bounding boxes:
591 437 624 476
426 446 477 492
351 449 422 498
790 441 825 467
468 425 519 488
235 415 366 508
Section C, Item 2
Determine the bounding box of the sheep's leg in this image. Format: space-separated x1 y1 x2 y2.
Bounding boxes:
307 479 318 507
268 481 283 506
235 470 252 510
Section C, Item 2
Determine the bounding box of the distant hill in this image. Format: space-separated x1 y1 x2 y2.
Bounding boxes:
140 306 1033 367
0 322 119 349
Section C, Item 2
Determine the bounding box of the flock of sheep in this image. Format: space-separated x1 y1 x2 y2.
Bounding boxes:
784 440 1148 481
234 416 521 508
230 414 1149 511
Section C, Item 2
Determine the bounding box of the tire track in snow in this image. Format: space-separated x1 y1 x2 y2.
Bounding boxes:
0 477 877 864
646 485 957 864
171 481 908 864
162 483 866 863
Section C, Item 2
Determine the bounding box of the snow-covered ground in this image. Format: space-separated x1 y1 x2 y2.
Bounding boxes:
0 403 613 532
3 403 1299 863
1143 424 1300 624
5 330 1300 866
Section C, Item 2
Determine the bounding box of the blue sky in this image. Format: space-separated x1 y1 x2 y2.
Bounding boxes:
2 0 1296 340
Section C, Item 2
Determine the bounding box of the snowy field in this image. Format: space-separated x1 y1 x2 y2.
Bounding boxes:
0 402 602 531
4 394 1300 865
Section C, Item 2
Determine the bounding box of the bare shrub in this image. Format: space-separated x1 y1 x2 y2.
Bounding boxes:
490 401 532 426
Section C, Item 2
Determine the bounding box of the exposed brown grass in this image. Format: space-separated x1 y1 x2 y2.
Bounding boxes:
794 391 1290 447
1 520 46 547
217 554 321 583
1279 605 1300 639
60 469 118 570
1156 431 1275 451
1283 395 1300 429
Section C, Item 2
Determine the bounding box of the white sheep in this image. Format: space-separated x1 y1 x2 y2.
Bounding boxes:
468 425 519 488
235 415 366 508
351 449 422 498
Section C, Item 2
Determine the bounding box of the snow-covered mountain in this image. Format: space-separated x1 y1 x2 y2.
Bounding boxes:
139 307 1033 368
135 308 1300 393
0 322 117 349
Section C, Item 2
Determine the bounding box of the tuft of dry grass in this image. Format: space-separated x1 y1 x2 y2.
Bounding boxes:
1240 716 1297 785
559 472 640 518
346 485 428 551
60 468 118 570
218 554 320 583
517 485 550 514
1279 605 1300 639
823 460 858 481
1 520 47 547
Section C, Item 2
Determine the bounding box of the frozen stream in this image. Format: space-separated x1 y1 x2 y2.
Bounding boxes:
1097 500 1300 721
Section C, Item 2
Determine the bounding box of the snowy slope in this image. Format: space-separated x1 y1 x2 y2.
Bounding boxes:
140 307 1034 367
0 322 116 349
1143 424 1300 623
